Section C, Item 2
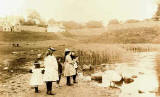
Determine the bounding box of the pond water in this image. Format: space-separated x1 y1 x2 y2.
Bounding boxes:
91 52 159 97
118 52 159 97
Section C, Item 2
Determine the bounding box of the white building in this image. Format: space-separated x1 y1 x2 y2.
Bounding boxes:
0 16 23 32
2 23 11 32
13 23 21 32
47 23 65 33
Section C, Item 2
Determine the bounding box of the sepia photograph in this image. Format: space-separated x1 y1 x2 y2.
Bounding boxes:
0 0 160 97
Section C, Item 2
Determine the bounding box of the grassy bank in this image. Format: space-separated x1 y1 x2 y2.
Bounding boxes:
120 44 160 52
91 21 160 43
1 30 160 83
73 43 160 67
0 31 59 42
73 44 132 66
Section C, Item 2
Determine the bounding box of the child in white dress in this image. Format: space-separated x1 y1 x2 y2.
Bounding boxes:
29 58 44 93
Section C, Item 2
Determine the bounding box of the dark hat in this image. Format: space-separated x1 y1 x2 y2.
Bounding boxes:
48 48 56 51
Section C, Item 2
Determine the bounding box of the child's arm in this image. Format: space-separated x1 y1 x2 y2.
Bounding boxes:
29 63 34 73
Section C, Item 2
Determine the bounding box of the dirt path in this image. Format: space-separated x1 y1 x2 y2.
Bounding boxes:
0 72 120 97
0 52 159 97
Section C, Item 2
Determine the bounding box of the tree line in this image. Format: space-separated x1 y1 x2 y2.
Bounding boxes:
18 9 151 29
18 10 104 29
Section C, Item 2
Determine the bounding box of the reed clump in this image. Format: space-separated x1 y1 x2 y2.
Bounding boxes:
120 44 160 52
74 44 132 66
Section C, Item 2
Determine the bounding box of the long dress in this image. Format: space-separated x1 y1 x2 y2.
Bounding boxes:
64 55 76 76
43 55 59 82
30 68 44 86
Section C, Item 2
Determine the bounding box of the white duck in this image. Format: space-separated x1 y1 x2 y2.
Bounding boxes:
102 70 123 87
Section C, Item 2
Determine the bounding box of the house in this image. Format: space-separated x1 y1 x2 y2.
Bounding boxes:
0 16 23 32
13 23 21 32
47 23 65 33
2 23 11 32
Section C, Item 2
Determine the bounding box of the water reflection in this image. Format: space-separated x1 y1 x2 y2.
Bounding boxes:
95 52 159 97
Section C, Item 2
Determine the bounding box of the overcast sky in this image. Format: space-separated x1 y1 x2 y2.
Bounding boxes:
0 0 158 24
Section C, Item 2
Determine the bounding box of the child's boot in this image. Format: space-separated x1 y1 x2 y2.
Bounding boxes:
35 87 38 93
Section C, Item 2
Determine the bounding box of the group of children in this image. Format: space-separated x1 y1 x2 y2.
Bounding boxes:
29 48 78 95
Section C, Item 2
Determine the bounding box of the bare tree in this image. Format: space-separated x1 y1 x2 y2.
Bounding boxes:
152 4 160 21
27 10 40 21
19 17 25 25
26 10 41 25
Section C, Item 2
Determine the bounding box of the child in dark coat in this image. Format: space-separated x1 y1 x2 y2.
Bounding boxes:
71 51 79 83
56 57 63 87
72 56 79 83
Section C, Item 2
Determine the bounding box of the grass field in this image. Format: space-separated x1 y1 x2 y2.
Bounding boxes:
1 27 160 77
1 21 160 96
68 27 107 36
0 31 60 42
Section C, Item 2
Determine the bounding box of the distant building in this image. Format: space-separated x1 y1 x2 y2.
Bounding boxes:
13 23 21 32
2 23 11 32
47 23 65 33
0 16 23 32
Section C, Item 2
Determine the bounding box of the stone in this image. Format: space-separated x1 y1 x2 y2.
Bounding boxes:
123 78 134 84
138 90 144 94
91 72 103 83
11 52 18 54
10 70 14 73
11 88 15 90
139 72 144 75
3 67 8 70
13 91 17 93
131 75 138 78
10 81 15 83
2 85 6 87
17 82 21 84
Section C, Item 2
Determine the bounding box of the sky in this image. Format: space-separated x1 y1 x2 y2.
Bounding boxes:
0 0 158 24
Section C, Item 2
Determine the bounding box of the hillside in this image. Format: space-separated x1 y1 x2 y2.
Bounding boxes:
91 21 160 43
68 27 107 36
0 32 61 42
